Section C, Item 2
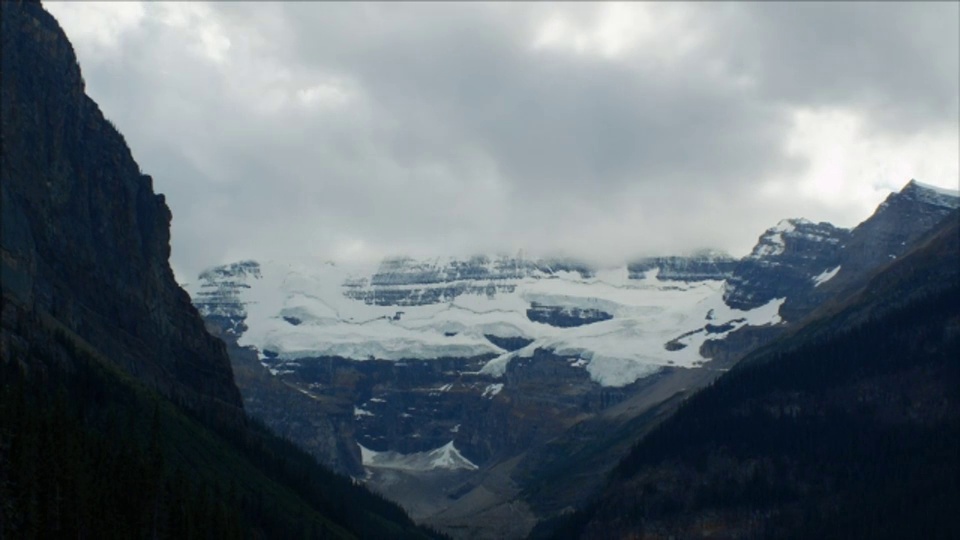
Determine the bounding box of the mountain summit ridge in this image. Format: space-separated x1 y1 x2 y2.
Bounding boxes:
190 179 958 381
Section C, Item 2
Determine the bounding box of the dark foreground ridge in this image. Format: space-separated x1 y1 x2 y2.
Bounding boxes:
536 211 960 539
0 1 443 537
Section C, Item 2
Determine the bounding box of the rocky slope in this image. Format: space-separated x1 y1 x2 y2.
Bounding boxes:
722 219 850 311
726 180 959 321
1 0 240 422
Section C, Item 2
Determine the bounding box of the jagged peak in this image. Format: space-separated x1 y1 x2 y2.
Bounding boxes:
770 218 812 234
749 218 846 260
876 180 959 214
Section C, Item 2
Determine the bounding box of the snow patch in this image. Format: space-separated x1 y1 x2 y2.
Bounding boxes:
908 179 960 199
481 292 785 388
482 383 504 399
359 441 478 471
812 266 841 287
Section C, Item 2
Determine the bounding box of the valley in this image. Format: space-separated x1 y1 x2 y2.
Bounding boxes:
188 181 958 538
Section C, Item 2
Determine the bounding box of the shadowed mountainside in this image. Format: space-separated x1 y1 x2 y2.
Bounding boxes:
1 2 445 538
535 211 959 539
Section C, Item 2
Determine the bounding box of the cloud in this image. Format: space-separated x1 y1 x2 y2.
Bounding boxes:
44 1 959 281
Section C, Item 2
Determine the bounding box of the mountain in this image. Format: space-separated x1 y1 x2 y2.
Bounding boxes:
537 209 960 539
187 182 957 537
722 218 850 312
1 2 441 538
1 0 241 422
724 180 960 321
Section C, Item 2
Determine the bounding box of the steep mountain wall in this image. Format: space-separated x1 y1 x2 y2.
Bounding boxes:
1 0 242 421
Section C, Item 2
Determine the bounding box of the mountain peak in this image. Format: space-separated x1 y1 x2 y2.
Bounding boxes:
748 218 844 260
897 179 959 208
773 217 813 232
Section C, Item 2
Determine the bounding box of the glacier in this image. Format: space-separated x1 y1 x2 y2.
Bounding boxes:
188 257 786 388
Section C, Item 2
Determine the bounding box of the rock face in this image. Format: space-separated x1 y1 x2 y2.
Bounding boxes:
723 219 850 311
628 250 737 282
724 182 959 320
1 0 242 421
832 180 960 286
525 303 613 327
343 255 594 307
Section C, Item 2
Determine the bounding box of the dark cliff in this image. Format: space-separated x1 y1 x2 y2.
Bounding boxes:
1 0 242 421
1 3 445 538
723 219 850 313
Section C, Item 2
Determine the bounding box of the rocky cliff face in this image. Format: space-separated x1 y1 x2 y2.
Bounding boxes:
1 0 242 421
828 180 960 290
724 182 958 321
343 255 594 307
723 219 850 311
628 250 737 282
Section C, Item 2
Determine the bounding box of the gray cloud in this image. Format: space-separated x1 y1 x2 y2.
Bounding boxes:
714 2 959 133
46 1 959 280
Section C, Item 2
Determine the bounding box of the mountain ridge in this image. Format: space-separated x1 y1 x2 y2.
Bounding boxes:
543 206 959 539
187 180 957 538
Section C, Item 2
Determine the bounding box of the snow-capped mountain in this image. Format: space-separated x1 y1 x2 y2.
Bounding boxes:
190 178 958 391
189 256 784 388
186 180 957 536
723 218 849 310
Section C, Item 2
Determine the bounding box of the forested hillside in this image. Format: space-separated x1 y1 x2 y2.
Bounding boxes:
0 310 439 539
0 1 443 537
538 213 960 539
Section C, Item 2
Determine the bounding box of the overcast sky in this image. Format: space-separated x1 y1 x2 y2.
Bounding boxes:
46 1 959 281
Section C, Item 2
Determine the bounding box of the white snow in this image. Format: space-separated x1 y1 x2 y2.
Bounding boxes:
748 218 833 259
812 266 841 287
773 218 800 233
188 256 786 388
752 235 785 258
481 383 504 399
892 180 959 210
358 441 478 471
354 407 374 417
480 279 785 387
910 179 959 198
750 219 809 258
